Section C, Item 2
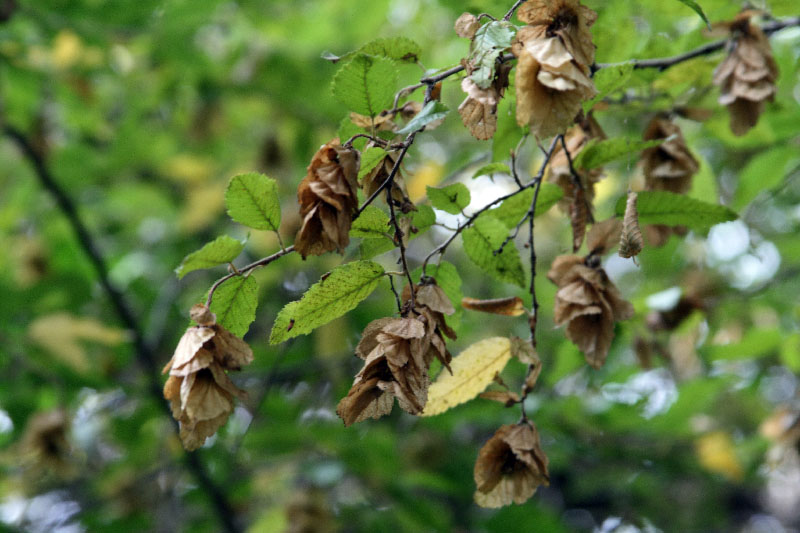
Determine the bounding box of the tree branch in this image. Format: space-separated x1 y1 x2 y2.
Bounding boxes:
2 125 243 533
595 16 800 72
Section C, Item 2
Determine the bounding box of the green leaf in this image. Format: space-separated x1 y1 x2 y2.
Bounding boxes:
332 54 398 117
470 21 515 89
331 37 423 64
359 205 436 259
702 328 781 361
356 37 422 63
413 204 436 232
351 206 391 238
574 137 668 170
427 183 470 214
358 147 387 181
269 261 385 343
492 98 526 163
396 100 449 135
584 62 634 112
225 172 281 232
209 275 258 337
486 183 563 228
614 190 737 229
462 215 525 287
734 145 800 210
175 235 244 279
472 162 511 180
674 0 710 29
337 116 366 151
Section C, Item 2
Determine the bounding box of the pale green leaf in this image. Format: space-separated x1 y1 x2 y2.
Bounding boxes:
472 162 511 180
575 137 668 170
470 21 515 89
332 54 398 117
614 190 737 229
422 337 512 416
209 275 258 337
270 261 385 343
225 172 281 232
332 37 423 64
462 215 525 287
351 206 391 238
427 183 471 214
396 100 449 135
175 235 244 279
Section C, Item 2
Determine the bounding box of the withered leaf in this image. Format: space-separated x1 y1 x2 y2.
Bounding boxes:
454 12 481 39
586 218 622 256
461 296 526 316
479 390 520 406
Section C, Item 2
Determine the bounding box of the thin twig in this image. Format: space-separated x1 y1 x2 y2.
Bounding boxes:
502 0 526 21
386 186 416 306
421 137 560 272
594 17 800 72
2 125 243 533
354 132 416 218
206 246 295 307
558 133 594 224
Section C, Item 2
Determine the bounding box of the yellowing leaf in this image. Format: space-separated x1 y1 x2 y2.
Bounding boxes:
695 431 743 481
28 313 127 373
407 161 443 202
422 337 512 416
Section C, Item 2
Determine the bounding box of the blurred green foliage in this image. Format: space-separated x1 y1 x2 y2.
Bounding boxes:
1 0 799 532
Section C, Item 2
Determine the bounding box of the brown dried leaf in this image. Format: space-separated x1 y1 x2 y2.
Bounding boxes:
462 296 526 316
619 191 643 259
479 390 521 406
458 78 499 140
455 12 481 39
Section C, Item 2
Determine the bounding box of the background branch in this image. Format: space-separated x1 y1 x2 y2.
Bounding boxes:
2 124 243 533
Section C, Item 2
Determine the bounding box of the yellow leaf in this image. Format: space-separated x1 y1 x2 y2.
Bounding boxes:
695 431 743 481
52 30 83 70
407 161 443 203
28 313 127 373
422 337 512 416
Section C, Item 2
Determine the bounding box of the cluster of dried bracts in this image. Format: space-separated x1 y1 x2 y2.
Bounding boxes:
161 0 786 511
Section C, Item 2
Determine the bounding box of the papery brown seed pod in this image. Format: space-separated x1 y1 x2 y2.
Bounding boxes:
569 189 588 252
619 191 643 259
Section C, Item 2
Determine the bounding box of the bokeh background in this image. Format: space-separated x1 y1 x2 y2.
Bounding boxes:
1 0 800 531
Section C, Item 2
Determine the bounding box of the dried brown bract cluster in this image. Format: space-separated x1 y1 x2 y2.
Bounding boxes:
360 147 413 211
21 409 71 473
548 114 605 209
163 304 252 450
295 139 359 259
458 64 511 140
337 280 455 426
641 116 699 194
712 12 778 136
513 0 597 138
548 254 634 368
473 422 549 508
